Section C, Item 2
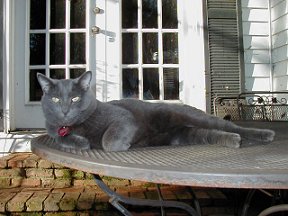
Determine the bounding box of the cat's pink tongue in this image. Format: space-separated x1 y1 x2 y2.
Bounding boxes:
58 126 71 137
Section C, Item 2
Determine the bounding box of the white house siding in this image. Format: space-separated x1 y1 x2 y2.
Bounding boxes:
271 0 288 91
241 0 272 91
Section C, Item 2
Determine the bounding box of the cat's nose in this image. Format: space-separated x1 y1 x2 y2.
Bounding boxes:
62 106 69 115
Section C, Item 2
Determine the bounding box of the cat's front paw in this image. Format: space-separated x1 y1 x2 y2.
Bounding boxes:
75 139 91 150
102 141 131 152
74 142 91 150
57 135 91 150
72 135 91 150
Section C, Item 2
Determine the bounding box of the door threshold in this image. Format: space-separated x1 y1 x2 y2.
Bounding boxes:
0 130 46 157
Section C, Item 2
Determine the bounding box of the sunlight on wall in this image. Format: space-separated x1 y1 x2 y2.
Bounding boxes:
241 0 271 91
179 0 205 110
242 0 288 92
271 0 288 91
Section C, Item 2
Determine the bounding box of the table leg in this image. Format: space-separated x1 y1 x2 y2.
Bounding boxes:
188 187 202 216
257 204 288 216
156 184 166 216
93 174 200 216
241 189 256 216
241 189 288 216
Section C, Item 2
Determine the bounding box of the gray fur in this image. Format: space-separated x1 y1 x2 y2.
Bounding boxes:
37 71 275 151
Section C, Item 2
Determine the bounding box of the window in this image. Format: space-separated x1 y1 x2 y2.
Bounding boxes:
121 0 179 101
28 0 87 101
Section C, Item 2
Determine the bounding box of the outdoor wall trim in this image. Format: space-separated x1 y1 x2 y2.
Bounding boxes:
268 0 274 91
3 0 15 132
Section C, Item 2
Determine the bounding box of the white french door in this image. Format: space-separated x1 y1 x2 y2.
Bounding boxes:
12 0 96 129
10 0 205 130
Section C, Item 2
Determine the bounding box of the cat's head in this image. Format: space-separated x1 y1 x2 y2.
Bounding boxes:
37 71 97 126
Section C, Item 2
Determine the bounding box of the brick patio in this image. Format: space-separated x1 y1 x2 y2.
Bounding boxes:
0 153 235 215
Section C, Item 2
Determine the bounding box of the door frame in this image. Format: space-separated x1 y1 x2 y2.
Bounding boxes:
3 0 15 132
178 0 206 109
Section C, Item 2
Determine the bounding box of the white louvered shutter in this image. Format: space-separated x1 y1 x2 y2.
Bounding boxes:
206 0 243 113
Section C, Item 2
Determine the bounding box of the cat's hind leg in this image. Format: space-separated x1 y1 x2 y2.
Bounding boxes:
170 127 241 148
164 104 275 144
236 127 275 144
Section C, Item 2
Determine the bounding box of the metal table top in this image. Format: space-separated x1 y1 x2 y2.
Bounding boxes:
31 121 288 189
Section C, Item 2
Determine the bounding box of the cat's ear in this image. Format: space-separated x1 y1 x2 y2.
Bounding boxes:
37 73 54 94
77 71 92 91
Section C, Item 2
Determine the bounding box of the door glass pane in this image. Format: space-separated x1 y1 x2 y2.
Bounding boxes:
50 0 65 29
30 0 46 29
30 34 46 65
70 33 86 64
143 68 159 100
50 69 65 79
122 0 179 101
163 33 178 64
143 0 158 28
70 0 85 28
162 0 178 28
50 33 65 65
30 70 45 101
122 33 138 64
122 69 139 98
143 33 158 64
164 68 179 100
70 69 86 78
29 0 88 102
122 0 138 28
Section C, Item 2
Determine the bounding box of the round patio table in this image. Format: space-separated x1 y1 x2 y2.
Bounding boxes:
31 121 288 216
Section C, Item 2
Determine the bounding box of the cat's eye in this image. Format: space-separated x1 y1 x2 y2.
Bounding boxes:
51 97 60 103
71 96 80 102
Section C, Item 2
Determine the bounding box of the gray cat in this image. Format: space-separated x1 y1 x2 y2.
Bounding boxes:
37 71 275 151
